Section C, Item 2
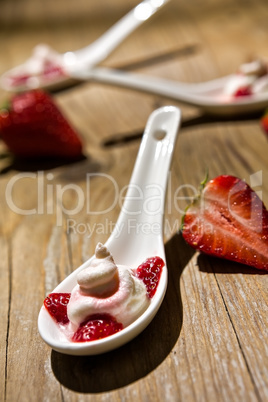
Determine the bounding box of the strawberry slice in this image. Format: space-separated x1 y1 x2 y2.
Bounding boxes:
181 175 268 271
72 314 123 342
233 86 252 97
135 256 164 298
44 293 71 324
0 90 82 158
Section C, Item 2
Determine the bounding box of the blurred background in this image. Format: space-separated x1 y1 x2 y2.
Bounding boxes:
1 0 267 92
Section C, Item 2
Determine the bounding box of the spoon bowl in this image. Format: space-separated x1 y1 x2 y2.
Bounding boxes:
38 105 181 355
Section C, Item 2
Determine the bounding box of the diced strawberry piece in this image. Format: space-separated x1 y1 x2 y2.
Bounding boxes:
0 90 83 158
10 74 31 87
233 86 252 97
9 64 63 87
44 293 71 324
136 256 164 298
182 175 268 271
42 64 63 80
72 314 123 342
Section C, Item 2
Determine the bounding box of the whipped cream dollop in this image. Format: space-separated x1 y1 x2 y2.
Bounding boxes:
224 58 268 97
67 243 150 329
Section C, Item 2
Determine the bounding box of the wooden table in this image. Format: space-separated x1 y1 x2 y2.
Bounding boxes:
0 0 267 401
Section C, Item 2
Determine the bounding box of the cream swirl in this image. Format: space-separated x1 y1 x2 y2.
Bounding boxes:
67 243 150 329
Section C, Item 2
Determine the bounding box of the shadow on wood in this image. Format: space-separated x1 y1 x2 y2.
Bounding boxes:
0 153 87 174
198 254 268 275
102 111 264 147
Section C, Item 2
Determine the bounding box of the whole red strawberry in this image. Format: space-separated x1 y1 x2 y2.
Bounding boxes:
0 90 82 158
182 175 268 271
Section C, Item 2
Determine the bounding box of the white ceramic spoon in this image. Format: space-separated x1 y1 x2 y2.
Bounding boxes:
38 105 181 356
72 67 268 115
0 0 169 92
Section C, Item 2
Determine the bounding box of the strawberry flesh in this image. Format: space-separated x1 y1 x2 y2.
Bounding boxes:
44 293 70 324
233 86 252 97
72 314 123 342
136 256 164 298
0 90 82 158
182 175 268 271
9 65 63 87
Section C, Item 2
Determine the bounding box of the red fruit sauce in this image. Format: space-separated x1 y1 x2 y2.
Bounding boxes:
44 256 164 342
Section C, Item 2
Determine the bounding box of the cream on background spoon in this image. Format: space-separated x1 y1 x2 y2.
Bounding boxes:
38 105 181 356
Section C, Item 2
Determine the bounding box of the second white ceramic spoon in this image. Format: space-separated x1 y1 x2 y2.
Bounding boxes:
38 105 181 356
72 67 268 115
0 0 169 92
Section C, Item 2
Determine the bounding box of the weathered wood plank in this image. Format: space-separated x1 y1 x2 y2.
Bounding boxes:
5 215 63 401
0 0 267 401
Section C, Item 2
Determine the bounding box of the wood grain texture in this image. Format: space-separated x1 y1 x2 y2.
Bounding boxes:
0 0 267 401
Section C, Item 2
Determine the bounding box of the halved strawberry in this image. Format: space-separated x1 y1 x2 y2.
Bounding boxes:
181 175 268 271
0 90 83 158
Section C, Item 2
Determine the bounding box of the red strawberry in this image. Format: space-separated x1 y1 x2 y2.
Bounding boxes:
181 175 268 271
233 86 252 97
135 256 164 298
72 314 123 342
9 65 63 88
261 110 268 136
0 90 82 158
44 293 71 324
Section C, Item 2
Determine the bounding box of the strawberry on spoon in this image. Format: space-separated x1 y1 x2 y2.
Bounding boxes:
181 175 268 271
0 90 83 159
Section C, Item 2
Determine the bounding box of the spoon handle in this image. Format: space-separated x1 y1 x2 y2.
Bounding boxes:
72 66 228 106
70 0 170 68
84 67 233 93
106 106 181 266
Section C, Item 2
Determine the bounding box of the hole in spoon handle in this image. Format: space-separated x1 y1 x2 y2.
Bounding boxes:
153 129 167 140
136 105 181 189
122 105 181 214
